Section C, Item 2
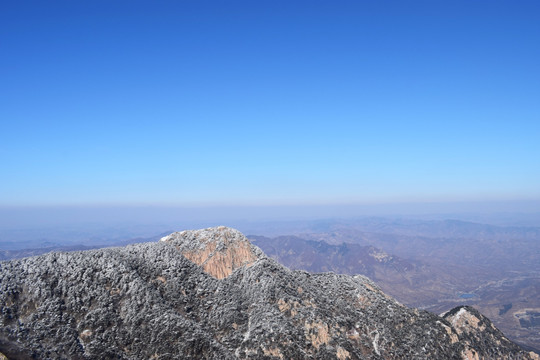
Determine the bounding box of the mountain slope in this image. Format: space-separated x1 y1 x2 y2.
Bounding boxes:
249 234 463 306
0 227 537 359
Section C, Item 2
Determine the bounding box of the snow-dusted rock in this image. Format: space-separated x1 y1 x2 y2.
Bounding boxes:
0 227 536 359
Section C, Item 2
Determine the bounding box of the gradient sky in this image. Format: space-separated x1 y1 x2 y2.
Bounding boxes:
2 1 539 207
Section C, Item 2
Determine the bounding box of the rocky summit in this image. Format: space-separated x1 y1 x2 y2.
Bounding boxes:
0 227 537 359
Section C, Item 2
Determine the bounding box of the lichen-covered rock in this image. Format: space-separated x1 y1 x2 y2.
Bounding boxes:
0 227 536 359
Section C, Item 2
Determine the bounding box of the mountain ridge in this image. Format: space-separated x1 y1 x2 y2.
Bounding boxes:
0 226 537 359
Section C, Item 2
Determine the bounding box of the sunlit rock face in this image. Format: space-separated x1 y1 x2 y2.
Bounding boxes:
160 226 263 279
0 227 537 359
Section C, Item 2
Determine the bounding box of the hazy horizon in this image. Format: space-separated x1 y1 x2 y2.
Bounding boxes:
1 201 540 254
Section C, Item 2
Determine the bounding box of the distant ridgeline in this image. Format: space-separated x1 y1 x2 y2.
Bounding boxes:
0 227 538 359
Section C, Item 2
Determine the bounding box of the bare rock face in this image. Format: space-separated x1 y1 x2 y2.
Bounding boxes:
160 226 263 279
0 227 537 359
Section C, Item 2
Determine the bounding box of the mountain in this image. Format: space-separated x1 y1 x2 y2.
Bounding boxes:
0 226 537 359
249 235 418 277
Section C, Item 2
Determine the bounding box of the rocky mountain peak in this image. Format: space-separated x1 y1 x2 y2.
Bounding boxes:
160 226 264 279
1 227 538 359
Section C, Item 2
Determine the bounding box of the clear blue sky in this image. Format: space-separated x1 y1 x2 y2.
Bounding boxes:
1 0 539 207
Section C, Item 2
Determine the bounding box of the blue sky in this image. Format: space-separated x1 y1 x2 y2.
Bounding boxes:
1 0 539 208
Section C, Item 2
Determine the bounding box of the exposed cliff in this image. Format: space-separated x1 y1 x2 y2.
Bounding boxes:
0 227 537 359
160 226 264 279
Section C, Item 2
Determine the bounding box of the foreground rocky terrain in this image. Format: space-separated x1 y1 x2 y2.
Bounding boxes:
0 227 537 359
